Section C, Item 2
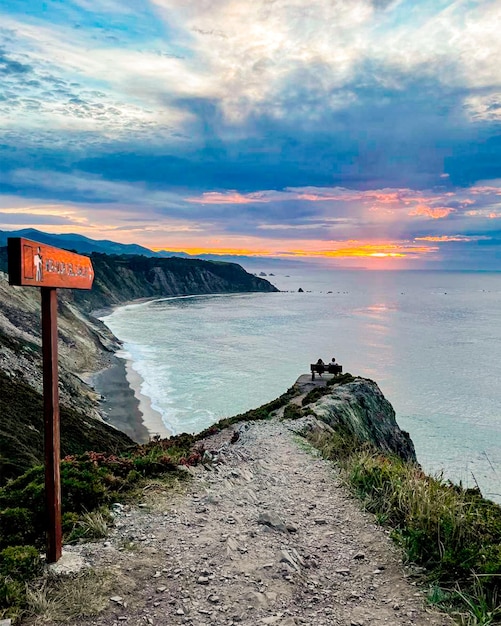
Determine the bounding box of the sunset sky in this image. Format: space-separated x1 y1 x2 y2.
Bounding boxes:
1 0 500 268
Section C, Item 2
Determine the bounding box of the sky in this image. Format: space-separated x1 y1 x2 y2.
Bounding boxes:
1 0 501 269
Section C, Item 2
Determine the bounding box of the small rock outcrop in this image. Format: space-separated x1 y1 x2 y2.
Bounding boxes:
304 378 417 462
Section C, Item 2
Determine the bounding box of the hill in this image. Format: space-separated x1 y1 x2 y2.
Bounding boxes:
0 228 303 270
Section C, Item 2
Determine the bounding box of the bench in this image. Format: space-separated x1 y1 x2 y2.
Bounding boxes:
310 362 342 380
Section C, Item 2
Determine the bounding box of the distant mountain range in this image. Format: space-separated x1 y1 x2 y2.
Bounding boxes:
0 228 172 258
0 228 296 269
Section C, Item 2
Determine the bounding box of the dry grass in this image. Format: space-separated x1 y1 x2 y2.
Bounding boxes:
26 570 114 623
78 510 110 539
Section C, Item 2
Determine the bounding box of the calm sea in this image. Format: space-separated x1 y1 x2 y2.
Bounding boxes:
100 269 501 503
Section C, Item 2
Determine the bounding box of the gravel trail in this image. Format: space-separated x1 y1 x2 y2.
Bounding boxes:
65 417 452 626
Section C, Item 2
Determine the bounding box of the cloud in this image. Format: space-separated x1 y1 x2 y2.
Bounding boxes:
415 235 492 243
409 205 455 219
0 48 32 75
1 1 501 268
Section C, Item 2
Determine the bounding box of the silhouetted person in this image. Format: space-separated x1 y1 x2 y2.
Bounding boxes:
316 358 325 376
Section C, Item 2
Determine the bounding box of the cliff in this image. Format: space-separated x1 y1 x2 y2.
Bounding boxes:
71 253 278 313
302 377 416 462
0 248 277 484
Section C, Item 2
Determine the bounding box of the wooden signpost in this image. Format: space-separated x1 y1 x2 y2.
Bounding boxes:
7 238 94 563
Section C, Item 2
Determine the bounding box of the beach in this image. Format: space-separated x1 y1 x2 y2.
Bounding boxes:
90 353 171 444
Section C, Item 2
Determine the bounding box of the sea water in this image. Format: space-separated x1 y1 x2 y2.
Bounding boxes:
100 269 501 503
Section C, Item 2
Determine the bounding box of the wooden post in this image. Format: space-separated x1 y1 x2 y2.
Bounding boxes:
41 287 62 563
8 237 94 564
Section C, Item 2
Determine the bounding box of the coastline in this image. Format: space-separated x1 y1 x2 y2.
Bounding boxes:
89 354 171 444
123 353 172 440
87 300 172 443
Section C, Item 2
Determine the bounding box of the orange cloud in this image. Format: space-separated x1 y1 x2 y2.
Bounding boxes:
415 235 491 242
282 243 437 258
409 205 455 219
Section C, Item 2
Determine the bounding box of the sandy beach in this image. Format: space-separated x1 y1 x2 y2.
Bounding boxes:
86 301 173 443
90 354 171 444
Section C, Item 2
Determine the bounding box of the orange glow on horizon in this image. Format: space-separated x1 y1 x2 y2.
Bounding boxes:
152 242 437 260
151 246 272 257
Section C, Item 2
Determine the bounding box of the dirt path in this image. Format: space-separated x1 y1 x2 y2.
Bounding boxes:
64 417 452 626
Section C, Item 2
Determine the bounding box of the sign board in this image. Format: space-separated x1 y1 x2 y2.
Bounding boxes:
8 237 94 290
7 237 94 563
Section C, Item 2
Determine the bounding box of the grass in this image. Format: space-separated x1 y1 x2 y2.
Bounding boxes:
0 435 197 622
25 570 115 623
300 372 356 407
306 427 501 624
0 367 133 486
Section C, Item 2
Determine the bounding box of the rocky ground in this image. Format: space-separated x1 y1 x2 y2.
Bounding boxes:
56 415 452 626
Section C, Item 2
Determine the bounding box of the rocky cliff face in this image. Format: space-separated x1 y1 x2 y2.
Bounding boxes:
302 378 416 462
71 253 278 313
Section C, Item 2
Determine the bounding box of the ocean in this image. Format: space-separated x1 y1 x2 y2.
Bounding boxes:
100 268 501 503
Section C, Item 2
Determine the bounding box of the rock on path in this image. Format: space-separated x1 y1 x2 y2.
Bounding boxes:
64 418 452 626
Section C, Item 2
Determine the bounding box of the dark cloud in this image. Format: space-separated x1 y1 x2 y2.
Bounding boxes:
58 71 485 195
446 135 501 187
0 48 32 75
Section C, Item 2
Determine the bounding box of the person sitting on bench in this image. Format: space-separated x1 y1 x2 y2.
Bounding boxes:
316 358 325 376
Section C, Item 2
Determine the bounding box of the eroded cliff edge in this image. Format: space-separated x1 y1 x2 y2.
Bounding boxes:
304 377 416 462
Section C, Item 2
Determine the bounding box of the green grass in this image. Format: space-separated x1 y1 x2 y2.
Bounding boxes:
0 432 201 621
306 428 501 624
301 373 355 407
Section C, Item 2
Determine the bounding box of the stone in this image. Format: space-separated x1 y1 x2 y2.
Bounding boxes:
280 550 300 572
197 576 210 585
335 568 351 576
110 596 124 604
46 552 88 576
257 511 288 532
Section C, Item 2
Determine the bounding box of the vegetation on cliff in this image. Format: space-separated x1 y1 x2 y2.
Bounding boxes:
306 425 501 624
0 370 133 485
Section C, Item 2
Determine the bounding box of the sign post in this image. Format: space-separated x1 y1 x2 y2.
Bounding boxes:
7 238 94 563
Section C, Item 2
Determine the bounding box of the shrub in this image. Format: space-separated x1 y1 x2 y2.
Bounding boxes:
0 545 41 582
282 404 304 420
62 512 79 537
0 508 36 550
0 576 25 619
